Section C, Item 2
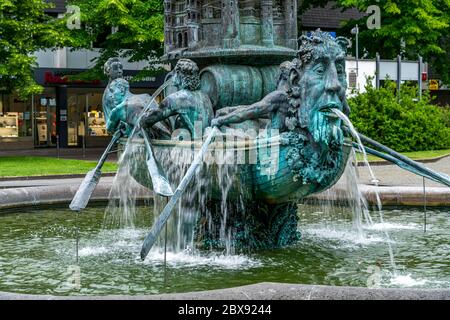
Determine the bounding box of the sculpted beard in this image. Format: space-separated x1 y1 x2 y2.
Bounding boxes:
309 111 343 148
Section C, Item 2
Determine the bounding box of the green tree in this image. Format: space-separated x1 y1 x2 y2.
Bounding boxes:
299 0 450 84
0 0 71 98
66 0 165 80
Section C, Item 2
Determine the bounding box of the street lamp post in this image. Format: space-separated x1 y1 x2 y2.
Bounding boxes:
351 25 359 78
418 55 423 101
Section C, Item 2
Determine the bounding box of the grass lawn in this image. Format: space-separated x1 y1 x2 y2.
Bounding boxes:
0 157 118 178
356 149 450 162
1 149 448 178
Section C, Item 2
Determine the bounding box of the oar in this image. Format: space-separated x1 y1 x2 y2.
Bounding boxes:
141 129 174 197
70 126 124 212
357 133 450 188
120 80 173 196
70 80 172 212
140 126 220 260
353 143 443 185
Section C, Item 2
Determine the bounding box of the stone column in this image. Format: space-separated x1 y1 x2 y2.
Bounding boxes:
261 0 274 47
56 86 68 148
284 0 298 50
222 0 241 49
164 0 173 52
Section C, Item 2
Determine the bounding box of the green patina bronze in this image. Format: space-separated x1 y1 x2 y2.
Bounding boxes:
103 66 171 139
141 59 214 139
101 1 449 251
105 1 354 250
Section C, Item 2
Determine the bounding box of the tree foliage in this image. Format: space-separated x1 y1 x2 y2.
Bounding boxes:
300 0 450 84
348 81 450 152
66 0 165 80
0 0 71 97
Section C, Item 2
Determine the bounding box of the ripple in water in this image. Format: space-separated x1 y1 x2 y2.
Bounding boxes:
388 274 428 287
302 227 388 247
364 222 420 231
0 206 448 295
143 251 262 270
78 246 109 257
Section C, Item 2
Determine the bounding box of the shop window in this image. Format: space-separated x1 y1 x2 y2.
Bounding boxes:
87 92 108 137
34 91 57 147
67 89 110 148
67 92 87 147
0 94 32 139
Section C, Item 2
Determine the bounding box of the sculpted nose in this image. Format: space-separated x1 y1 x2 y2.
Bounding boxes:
325 65 341 93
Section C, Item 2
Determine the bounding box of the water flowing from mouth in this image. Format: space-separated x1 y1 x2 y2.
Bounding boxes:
332 108 397 272
344 149 374 233
308 148 374 243
332 109 380 201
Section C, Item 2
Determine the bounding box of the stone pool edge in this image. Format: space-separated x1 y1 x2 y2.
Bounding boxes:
0 283 449 300
1 184 449 210
0 184 149 210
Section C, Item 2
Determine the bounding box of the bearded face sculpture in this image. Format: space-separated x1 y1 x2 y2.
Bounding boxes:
278 32 352 189
296 32 350 147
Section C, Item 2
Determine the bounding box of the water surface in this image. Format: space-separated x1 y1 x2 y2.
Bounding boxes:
0 205 448 296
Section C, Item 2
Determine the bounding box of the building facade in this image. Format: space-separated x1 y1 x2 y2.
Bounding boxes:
1 1 436 151
0 1 165 151
0 53 165 151
163 0 298 65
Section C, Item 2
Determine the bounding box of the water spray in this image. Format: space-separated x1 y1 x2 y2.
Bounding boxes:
423 178 427 233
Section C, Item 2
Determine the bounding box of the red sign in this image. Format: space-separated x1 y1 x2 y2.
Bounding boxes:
422 72 428 82
44 72 101 85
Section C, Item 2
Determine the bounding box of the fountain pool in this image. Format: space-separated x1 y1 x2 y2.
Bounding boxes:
0 205 448 296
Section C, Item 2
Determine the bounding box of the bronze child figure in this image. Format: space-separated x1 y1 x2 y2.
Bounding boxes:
105 78 171 138
140 59 214 139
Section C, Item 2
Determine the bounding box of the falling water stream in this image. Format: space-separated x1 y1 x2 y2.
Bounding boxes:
150 133 244 256
332 108 397 273
0 102 447 294
106 80 173 228
101 95 428 286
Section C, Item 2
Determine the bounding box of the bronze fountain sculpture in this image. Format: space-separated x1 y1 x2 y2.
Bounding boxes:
70 1 450 260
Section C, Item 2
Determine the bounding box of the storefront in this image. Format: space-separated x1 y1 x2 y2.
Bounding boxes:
0 68 166 150
0 94 34 150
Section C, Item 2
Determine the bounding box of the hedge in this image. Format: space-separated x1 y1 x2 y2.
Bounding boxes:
348 81 450 152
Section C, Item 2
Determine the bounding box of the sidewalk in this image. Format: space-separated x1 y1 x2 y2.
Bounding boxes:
1 157 449 209
357 156 450 188
0 148 118 162
0 155 448 189
0 176 115 189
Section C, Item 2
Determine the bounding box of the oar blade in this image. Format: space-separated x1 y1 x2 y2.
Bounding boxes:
140 127 220 260
146 158 174 197
140 227 159 260
142 129 174 197
140 197 177 260
69 128 123 212
69 169 102 212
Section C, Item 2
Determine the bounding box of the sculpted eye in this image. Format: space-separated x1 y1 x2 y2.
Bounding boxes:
314 65 325 75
